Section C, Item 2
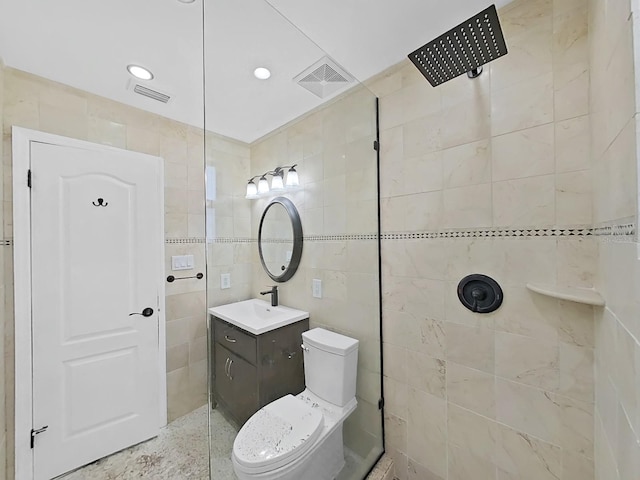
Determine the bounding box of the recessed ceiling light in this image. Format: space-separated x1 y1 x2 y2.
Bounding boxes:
177 0 195 3
254 67 271 80
127 64 154 81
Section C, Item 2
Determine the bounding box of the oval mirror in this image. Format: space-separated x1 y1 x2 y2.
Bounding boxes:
258 197 303 282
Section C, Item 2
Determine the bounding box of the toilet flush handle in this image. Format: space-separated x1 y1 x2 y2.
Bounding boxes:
301 344 309 353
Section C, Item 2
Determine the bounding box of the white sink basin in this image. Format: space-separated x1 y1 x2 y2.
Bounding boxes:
208 299 309 335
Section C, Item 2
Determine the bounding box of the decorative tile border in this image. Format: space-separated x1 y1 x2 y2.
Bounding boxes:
165 238 207 244
2 222 636 249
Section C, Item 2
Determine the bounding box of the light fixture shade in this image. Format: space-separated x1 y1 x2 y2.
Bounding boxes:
271 173 284 191
246 180 258 198
258 176 270 194
286 167 299 187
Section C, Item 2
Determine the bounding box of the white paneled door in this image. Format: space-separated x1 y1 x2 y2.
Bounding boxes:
29 140 164 479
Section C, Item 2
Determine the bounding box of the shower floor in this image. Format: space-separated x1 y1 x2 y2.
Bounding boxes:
57 404 366 480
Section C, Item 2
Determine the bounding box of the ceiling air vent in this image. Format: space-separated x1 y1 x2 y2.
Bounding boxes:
127 80 172 104
293 56 355 99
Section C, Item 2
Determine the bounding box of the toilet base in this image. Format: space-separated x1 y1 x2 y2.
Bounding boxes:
233 427 345 480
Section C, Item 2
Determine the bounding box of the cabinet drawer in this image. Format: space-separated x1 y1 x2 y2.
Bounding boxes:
213 317 257 364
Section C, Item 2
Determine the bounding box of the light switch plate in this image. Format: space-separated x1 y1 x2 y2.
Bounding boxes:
171 255 194 271
312 279 322 298
221 273 231 289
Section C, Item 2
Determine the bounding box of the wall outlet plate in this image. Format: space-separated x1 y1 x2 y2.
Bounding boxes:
221 273 231 289
312 278 322 298
171 255 194 271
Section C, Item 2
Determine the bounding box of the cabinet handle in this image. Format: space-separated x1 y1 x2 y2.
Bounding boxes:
224 357 230 377
228 359 234 380
224 335 237 343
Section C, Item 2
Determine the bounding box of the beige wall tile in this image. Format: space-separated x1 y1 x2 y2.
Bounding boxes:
446 323 495 374
442 140 491 189
406 389 447 478
447 363 496 419
491 73 554 136
492 124 555 182
495 332 560 390
555 115 590 173
443 183 492 229
493 175 556 227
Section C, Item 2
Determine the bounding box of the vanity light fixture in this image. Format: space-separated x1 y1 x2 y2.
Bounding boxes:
245 165 300 199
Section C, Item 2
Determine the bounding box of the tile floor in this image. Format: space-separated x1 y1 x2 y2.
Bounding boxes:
57 404 371 480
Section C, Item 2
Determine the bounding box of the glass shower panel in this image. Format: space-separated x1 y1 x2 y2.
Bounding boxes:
204 0 383 478
0 1 208 478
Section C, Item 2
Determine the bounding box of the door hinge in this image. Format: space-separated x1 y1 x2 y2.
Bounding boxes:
30 425 48 448
378 397 384 410
27 169 32 188
373 140 379 152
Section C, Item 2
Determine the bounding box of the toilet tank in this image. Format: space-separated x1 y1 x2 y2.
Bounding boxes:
301 328 359 407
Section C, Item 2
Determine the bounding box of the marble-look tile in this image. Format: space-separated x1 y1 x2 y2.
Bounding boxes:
442 140 492 189
617 406 640 480
493 287 559 343
496 424 562 480
493 175 556 227
448 403 497 462
495 332 560 391
403 151 443 195
499 0 552 38
448 443 497 480
440 94 491 149
554 62 589 121
556 300 595 347
559 342 594 403
491 73 554 136
492 124 554 181
556 237 597 288
403 113 442 158
442 183 492 229
496 378 559 443
406 351 445 398
406 389 447 478
384 412 407 454
553 6 588 67
447 362 496 418
407 457 444 480
490 21 553 92
556 170 592 226
445 323 495 374
562 450 594 480
555 115 590 173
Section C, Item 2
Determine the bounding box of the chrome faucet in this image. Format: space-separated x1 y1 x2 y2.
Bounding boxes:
260 285 279 307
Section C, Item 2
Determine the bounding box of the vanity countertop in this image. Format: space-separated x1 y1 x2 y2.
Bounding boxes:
208 299 309 335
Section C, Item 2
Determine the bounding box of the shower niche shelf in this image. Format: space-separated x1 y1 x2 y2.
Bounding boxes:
526 283 605 307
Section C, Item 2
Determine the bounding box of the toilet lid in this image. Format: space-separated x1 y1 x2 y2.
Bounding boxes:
233 394 324 473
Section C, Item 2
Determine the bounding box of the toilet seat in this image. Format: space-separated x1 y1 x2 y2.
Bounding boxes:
233 394 324 475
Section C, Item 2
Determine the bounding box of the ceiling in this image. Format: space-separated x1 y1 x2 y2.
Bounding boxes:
0 0 511 144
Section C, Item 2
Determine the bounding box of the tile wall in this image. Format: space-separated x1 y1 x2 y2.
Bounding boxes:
590 0 640 478
1 67 207 478
366 0 597 478
205 132 252 308
247 85 383 469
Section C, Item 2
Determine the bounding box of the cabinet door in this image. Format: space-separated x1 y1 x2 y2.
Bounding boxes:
215 345 259 425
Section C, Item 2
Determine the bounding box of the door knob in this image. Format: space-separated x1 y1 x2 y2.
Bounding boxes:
129 307 154 317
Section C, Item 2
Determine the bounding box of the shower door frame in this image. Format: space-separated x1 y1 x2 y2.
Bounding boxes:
11 127 168 479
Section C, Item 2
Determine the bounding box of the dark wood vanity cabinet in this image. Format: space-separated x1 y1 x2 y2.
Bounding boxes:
211 315 309 426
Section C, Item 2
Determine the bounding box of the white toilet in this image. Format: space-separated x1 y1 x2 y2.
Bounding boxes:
232 328 359 480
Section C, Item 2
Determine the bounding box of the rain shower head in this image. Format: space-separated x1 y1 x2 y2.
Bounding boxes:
408 4 508 87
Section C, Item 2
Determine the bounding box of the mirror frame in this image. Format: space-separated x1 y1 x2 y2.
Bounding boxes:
258 196 303 282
